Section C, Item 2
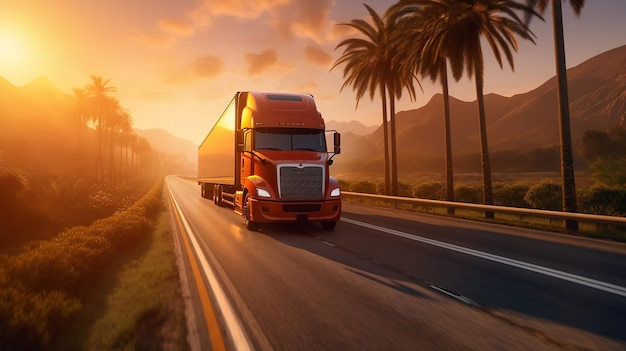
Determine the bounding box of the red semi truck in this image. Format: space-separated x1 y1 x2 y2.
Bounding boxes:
198 91 341 230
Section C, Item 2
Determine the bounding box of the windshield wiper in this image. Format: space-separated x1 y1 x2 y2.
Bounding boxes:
294 148 322 151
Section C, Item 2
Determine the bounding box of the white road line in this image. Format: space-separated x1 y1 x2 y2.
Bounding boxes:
429 285 480 306
342 217 626 298
169 187 253 351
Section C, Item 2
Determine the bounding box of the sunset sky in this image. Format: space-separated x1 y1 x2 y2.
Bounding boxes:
1 0 625 144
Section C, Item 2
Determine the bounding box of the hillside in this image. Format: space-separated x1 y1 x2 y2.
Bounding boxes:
337 45 626 175
0 77 94 174
0 77 195 175
134 128 198 169
325 120 377 136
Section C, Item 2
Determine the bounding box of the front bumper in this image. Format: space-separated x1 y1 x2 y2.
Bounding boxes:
249 198 341 223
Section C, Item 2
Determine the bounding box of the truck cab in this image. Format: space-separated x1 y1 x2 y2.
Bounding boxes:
198 91 341 231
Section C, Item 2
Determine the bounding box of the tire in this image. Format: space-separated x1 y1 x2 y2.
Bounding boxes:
215 185 221 206
214 185 223 206
243 192 259 231
321 221 336 231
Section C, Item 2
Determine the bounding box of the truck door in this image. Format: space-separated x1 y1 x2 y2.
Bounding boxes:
241 129 254 183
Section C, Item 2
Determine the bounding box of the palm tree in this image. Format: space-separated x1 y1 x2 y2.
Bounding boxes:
389 0 456 211
332 4 417 195
117 114 134 178
72 87 89 145
332 4 392 194
103 98 126 184
525 0 583 231
85 75 117 185
72 87 91 175
0 150 30 207
418 0 539 216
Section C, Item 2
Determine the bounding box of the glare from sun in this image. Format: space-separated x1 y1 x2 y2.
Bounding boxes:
0 31 27 67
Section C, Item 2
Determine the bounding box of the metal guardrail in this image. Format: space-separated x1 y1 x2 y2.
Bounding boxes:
342 191 626 227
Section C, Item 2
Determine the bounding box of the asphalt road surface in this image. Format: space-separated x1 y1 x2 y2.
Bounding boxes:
166 176 626 351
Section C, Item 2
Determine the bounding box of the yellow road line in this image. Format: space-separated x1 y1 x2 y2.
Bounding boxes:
169 194 227 351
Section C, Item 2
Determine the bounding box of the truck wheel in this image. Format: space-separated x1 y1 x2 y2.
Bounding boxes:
243 193 259 231
321 221 336 231
214 185 223 206
216 185 223 206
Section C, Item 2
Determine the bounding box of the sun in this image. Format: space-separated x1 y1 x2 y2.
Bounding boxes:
0 27 42 85
0 31 27 67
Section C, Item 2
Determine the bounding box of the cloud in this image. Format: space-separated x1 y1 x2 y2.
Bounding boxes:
159 19 195 37
131 32 177 49
200 0 290 18
297 81 319 94
272 0 335 43
192 55 225 78
304 45 332 66
329 20 358 41
243 49 295 76
188 2 213 28
245 49 278 75
133 19 195 49
189 0 336 43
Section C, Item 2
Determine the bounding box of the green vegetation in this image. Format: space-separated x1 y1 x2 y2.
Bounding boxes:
75 76 154 186
0 179 185 350
58 206 187 351
1 73 191 350
333 0 587 231
339 178 626 241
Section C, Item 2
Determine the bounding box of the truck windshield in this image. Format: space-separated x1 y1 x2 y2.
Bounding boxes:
255 128 326 152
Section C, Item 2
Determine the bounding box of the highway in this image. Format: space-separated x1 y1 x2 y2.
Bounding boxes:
165 175 626 351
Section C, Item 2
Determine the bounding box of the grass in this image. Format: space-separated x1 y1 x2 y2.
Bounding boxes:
53 204 188 351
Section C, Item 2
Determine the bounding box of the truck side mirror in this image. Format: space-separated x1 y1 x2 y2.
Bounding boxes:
333 132 341 154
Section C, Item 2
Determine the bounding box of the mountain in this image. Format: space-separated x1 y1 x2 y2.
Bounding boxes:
325 120 377 136
0 77 196 175
338 45 626 174
134 128 198 169
0 76 91 173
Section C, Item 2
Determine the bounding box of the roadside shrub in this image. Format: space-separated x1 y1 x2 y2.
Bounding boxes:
591 157 626 187
338 179 351 192
0 178 164 349
128 191 162 219
372 181 412 196
350 180 377 194
413 181 445 200
579 184 626 216
524 180 562 210
455 184 482 204
0 288 81 350
493 183 530 208
375 181 383 194
397 182 413 197
8 229 112 294
91 212 152 250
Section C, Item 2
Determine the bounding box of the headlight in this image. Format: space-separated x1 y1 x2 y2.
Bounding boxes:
330 188 341 197
256 188 271 198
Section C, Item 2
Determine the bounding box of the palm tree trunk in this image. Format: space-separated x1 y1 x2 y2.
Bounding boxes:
389 86 398 196
474 59 494 217
381 85 391 195
441 62 455 214
109 133 115 185
552 0 578 231
96 127 104 186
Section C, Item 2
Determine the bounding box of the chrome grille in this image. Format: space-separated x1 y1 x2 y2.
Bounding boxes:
278 165 324 199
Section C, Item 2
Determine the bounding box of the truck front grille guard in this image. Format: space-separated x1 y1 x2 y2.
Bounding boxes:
277 164 325 200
